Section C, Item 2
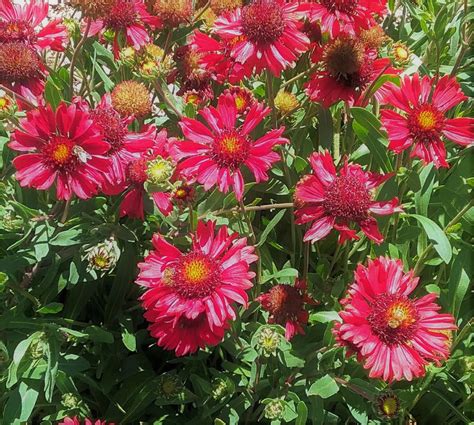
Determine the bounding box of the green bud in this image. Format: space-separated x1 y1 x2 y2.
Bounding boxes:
61 392 81 410
146 157 175 188
375 391 400 420
263 399 286 420
29 332 47 360
257 326 281 357
84 237 120 273
211 376 235 400
156 373 184 400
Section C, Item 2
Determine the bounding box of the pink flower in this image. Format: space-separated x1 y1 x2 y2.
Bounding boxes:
173 93 288 201
9 102 110 200
337 257 456 382
88 0 160 58
0 0 67 51
257 279 317 340
213 0 310 76
88 94 156 186
299 0 387 37
58 417 115 425
136 220 258 356
305 35 398 107
294 151 402 244
381 74 474 168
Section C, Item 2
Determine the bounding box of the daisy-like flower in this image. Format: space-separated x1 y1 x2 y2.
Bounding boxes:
0 0 67 51
173 93 288 201
213 0 310 76
305 35 398 107
136 220 258 355
9 102 110 200
88 0 160 58
300 0 387 37
88 94 156 185
257 279 317 340
58 417 115 425
294 151 402 244
336 257 456 382
380 74 474 168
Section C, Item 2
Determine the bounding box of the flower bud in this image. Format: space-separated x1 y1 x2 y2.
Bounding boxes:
256 326 282 357
263 399 286 420
156 373 184 400
84 238 120 273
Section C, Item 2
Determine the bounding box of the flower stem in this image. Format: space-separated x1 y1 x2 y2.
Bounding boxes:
69 19 91 99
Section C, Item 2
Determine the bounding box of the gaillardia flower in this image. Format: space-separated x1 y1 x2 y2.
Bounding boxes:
88 0 160 58
257 279 316 340
305 35 397 107
9 102 110 200
381 74 474 168
294 151 402 244
59 417 115 425
301 0 387 37
111 80 152 118
213 0 310 76
136 220 258 356
337 257 456 382
173 93 288 201
0 0 67 51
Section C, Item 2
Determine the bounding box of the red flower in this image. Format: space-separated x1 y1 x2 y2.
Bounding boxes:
136 220 258 356
381 74 474 168
89 0 160 58
294 151 402 244
257 279 317 340
300 0 387 37
337 257 456 382
191 30 252 84
305 35 397 107
117 130 177 219
173 93 288 201
58 417 115 425
88 94 156 186
214 0 310 76
0 0 67 51
9 102 110 200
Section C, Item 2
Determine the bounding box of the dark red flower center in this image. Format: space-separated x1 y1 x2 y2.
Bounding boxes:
0 20 36 44
105 1 138 30
264 284 304 321
226 86 254 114
212 129 250 170
323 175 372 222
241 0 285 45
42 136 79 171
320 0 358 15
0 42 42 83
408 104 444 144
172 184 195 203
127 158 148 184
90 107 127 154
165 252 220 298
367 293 418 345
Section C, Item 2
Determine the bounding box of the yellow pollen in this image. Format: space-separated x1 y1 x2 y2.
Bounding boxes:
186 93 200 105
220 136 241 154
183 259 210 283
274 90 299 114
175 188 187 198
387 303 414 329
417 110 437 130
382 397 398 416
92 255 109 269
0 97 10 110
52 144 71 164
395 47 409 60
235 95 246 111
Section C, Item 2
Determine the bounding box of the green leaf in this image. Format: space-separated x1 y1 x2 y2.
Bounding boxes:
257 209 287 247
410 214 452 263
307 375 339 399
50 227 83 246
44 336 59 402
3 381 39 424
261 268 299 284
121 329 137 352
85 326 114 344
295 401 308 425
448 248 471 318
37 302 63 314
309 311 341 324
7 332 43 388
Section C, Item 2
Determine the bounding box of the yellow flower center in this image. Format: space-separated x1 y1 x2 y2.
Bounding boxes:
219 135 242 155
417 110 437 130
235 95 246 112
386 302 415 329
182 259 211 284
92 255 109 269
52 143 72 164
0 97 9 110
147 158 174 185
395 46 409 60
382 396 398 416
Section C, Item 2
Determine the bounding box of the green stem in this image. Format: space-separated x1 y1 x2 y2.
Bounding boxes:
69 19 91 99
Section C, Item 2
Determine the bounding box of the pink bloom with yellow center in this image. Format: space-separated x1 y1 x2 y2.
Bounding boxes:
294 151 402 244
9 102 110 200
213 0 310 76
257 279 317 340
299 0 387 37
136 220 258 356
88 0 160 58
0 0 67 51
173 93 288 201
337 257 456 382
381 74 474 168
